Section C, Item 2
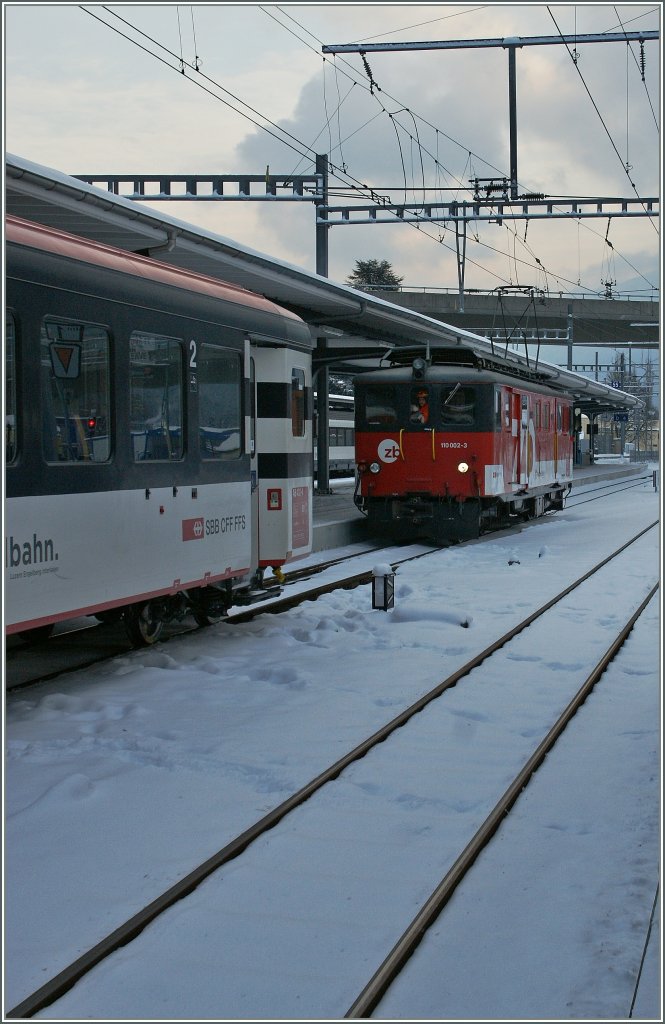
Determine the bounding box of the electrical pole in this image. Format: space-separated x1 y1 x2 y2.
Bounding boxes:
321 30 659 304
315 154 332 494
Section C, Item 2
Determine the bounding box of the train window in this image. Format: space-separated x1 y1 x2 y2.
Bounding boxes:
494 389 502 430
556 403 563 432
543 403 551 430
199 345 242 459
130 332 183 461
410 387 431 425
441 384 475 426
535 401 541 430
363 386 397 426
291 368 306 437
41 319 111 463
6 312 17 463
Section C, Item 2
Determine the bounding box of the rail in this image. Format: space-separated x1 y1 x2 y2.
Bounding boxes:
7 522 658 1019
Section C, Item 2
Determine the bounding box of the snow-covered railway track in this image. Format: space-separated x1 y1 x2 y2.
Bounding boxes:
566 470 653 509
7 521 658 1020
348 579 659 1018
8 477 651 693
4 543 410 692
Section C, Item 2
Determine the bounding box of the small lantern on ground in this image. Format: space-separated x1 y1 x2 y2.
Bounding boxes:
372 563 395 611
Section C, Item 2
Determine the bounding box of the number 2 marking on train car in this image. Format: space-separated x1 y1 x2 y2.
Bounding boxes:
189 339 197 368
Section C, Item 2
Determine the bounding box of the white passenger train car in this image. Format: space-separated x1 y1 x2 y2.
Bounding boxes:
5 216 313 645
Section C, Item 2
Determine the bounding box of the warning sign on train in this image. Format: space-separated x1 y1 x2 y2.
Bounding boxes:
49 343 81 380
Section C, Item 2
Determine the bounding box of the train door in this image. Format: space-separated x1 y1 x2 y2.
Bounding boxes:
520 393 529 485
510 390 528 486
248 351 260 577
251 343 313 573
554 400 571 477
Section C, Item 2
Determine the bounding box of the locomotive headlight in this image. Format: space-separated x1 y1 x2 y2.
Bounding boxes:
369 462 381 474
457 461 469 474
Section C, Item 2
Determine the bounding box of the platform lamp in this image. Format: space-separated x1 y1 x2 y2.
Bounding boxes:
372 564 395 611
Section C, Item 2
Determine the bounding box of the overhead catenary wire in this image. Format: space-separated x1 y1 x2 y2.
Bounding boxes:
547 6 659 234
79 5 657 296
346 5 492 45
610 5 659 127
262 5 503 188
85 6 411 216
265 5 657 292
82 6 316 165
80 4 519 289
94 1 656 294
189 5 201 72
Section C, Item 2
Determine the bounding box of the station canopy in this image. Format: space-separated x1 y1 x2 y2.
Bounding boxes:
5 153 642 415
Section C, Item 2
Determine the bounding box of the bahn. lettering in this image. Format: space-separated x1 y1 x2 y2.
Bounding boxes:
5 533 58 569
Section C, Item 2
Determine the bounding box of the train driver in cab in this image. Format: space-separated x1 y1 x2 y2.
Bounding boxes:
410 388 430 425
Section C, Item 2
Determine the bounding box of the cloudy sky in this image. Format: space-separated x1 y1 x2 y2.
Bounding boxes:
3 3 661 295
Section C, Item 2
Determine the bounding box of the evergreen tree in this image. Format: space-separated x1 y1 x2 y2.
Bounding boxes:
329 372 353 395
346 259 403 291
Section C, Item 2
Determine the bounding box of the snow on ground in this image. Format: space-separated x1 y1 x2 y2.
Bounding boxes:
3 472 662 1020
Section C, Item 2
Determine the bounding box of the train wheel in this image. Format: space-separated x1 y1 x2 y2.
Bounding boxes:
124 602 164 646
188 587 226 628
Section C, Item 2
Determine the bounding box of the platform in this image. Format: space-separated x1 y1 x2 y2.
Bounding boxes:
311 460 650 554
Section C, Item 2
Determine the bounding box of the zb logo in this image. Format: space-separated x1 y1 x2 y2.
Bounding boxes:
378 438 401 463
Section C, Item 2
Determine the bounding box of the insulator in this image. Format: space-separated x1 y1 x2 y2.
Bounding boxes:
639 41 646 82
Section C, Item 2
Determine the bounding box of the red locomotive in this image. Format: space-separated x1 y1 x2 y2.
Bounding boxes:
353 349 574 543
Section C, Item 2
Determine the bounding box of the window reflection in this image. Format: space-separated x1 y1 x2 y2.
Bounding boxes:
130 332 183 461
409 387 430 425
6 313 17 463
291 368 306 437
199 345 242 459
363 385 397 426
41 319 111 463
441 384 475 426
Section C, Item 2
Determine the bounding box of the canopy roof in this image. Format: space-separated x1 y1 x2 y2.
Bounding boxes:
5 153 642 414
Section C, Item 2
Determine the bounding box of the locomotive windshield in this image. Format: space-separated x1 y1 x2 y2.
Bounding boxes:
441 384 475 426
409 387 430 425
358 380 486 430
360 385 398 426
